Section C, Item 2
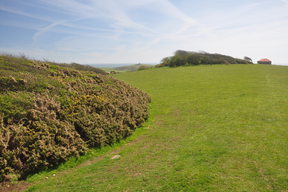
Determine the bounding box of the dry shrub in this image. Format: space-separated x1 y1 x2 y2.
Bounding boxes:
0 55 150 181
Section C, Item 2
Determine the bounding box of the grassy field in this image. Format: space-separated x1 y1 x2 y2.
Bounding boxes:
25 64 288 191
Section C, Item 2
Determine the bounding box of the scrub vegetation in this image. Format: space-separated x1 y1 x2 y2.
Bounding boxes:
0 55 150 182
157 50 252 67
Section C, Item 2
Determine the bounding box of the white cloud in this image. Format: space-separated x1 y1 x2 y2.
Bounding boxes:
1 0 288 64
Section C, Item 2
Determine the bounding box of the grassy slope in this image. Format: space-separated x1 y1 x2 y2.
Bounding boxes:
26 64 288 192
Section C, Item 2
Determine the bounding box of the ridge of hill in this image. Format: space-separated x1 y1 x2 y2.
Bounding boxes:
0 55 150 182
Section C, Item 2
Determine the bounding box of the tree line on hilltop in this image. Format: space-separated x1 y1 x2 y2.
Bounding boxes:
157 50 252 67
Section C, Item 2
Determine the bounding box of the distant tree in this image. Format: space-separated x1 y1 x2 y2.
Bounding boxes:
159 57 171 67
175 50 189 57
244 56 253 63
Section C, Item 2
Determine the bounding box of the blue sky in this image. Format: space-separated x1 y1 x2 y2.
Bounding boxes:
0 0 288 64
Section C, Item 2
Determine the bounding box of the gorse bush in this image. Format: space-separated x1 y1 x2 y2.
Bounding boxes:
55 62 107 75
157 50 252 67
0 55 150 182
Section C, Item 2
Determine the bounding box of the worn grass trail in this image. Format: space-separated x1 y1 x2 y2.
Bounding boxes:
26 64 288 192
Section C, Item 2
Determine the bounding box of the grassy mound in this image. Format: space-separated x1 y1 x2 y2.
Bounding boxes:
0 55 150 182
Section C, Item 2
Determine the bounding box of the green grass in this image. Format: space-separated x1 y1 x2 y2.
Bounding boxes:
26 64 288 191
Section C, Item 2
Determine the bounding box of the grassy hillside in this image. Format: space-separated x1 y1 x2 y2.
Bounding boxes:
0 55 150 182
15 64 288 191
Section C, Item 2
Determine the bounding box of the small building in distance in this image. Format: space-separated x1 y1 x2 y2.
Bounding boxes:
257 58 272 64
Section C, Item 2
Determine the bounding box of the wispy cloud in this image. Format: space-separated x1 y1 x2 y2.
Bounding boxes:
1 0 288 64
33 21 66 41
39 0 96 18
33 0 156 40
1 0 195 43
0 5 52 22
110 0 197 50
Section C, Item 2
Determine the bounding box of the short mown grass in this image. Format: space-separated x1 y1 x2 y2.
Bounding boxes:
25 64 288 192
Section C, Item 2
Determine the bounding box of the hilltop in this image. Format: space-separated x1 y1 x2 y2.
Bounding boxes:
0 55 150 182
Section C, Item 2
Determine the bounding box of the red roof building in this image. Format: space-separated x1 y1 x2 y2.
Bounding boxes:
257 58 272 64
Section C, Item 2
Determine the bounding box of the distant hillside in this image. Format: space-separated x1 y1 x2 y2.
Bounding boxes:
56 62 107 74
114 64 154 72
157 50 252 67
0 55 150 182
88 64 132 68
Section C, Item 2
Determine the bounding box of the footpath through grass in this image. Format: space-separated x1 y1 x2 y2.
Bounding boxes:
26 64 288 191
